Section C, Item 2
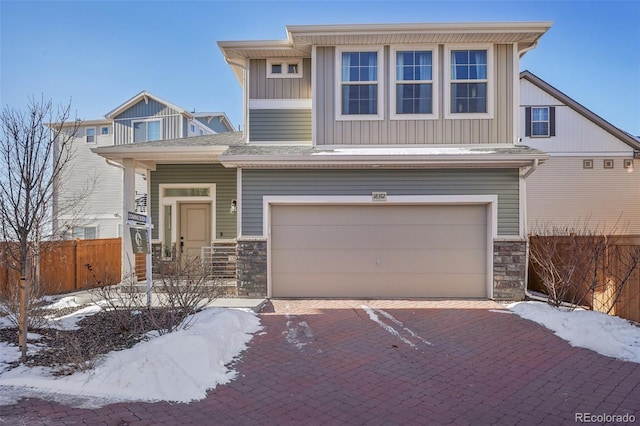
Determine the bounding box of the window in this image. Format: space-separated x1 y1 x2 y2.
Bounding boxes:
450 49 487 114
199 129 204 135
190 123 196 133
85 127 96 143
391 47 437 119
101 126 110 135
267 58 303 78
337 47 383 120
163 187 210 197
72 226 97 239
525 106 555 137
133 119 161 142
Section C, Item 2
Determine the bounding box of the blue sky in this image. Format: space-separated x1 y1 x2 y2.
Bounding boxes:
1 0 638 135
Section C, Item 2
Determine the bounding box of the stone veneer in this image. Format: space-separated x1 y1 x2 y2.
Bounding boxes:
236 238 268 297
493 239 527 300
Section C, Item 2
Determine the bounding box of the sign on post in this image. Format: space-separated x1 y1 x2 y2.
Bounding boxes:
129 227 149 254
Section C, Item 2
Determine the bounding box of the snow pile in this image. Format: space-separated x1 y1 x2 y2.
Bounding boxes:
508 301 640 363
0 307 261 407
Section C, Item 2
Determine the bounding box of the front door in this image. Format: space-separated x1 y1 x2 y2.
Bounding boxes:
179 203 211 260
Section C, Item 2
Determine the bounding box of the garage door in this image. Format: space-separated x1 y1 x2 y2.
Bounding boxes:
270 204 488 298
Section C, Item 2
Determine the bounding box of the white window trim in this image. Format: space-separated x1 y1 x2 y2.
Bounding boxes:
444 44 494 120
530 106 550 137
390 45 439 120
335 46 384 121
85 127 96 143
100 126 110 135
267 58 303 79
131 118 163 143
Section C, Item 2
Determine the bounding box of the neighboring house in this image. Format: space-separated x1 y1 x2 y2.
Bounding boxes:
52 91 234 240
519 71 640 234
94 22 553 301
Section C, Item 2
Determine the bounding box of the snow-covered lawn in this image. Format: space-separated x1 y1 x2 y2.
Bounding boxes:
1 298 639 410
0 298 261 408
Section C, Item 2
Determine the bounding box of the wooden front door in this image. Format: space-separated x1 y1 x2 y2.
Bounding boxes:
179 203 211 260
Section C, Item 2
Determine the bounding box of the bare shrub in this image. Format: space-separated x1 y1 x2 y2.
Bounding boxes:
529 223 640 312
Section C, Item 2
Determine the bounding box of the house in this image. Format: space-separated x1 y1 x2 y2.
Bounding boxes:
519 71 640 234
94 22 553 301
52 91 234 240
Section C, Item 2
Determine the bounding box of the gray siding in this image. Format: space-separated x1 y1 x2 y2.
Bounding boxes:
250 58 312 99
315 45 515 145
113 99 184 145
242 169 519 236
150 164 237 239
196 117 232 133
249 109 312 142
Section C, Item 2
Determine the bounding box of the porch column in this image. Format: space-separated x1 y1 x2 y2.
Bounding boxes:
122 158 137 281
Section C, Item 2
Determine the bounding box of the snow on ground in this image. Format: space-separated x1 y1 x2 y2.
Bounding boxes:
0 307 262 408
507 301 640 363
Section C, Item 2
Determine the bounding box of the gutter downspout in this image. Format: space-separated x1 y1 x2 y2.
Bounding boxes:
224 58 248 142
105 158 124 169
521 158 544 302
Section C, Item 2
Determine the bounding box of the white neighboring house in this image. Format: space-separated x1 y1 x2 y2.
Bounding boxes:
520 71 640 234
52 91 234 239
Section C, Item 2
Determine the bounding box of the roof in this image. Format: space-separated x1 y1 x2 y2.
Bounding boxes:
193 112 236 132
520 71 640 151
91 132 245 167
219 21 552 83
104 90 194 120
219 144 549 169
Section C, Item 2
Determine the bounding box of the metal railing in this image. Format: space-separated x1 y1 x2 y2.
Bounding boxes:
201 241 237 281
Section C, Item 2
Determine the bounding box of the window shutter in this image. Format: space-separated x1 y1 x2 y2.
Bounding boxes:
525 107 531 137
549 107 556 136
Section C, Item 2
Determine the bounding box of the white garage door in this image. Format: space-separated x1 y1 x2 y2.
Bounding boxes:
270 204 488 298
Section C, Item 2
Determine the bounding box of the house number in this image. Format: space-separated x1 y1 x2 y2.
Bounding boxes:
372 192 387 202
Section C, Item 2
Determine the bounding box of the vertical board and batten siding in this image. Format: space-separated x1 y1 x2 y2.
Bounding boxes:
149 164 237 240
196 117 231 133
527 157 640 234
241 169 519 236
249 58 312 99
520 80 636 154
113 98 184 145
314 45 514 145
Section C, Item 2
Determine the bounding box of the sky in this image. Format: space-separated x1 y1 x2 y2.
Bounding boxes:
1 298 639 408
1 0 639 136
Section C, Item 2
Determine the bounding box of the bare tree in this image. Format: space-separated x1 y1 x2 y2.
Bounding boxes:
0 96 80 360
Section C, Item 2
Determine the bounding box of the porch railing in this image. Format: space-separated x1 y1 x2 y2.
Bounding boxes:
201 240 237 281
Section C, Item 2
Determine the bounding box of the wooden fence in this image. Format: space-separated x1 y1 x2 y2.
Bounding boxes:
529 235 640 323
1 238 122 295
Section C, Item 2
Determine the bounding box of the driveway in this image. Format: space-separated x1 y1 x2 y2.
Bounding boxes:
3 299 640 425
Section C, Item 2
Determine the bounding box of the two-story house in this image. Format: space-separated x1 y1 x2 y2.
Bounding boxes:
95 22 552 301
519 71 640 234
52 91 234 240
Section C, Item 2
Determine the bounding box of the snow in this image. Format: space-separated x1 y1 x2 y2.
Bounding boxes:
0 307 261 408
312 147 496 156
507 301 640 363
2 298 639 409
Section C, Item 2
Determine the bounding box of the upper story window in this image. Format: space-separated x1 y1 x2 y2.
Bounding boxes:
133 119 162 143
72 226 97 239
391 46 437 119
100 126 110 135
190 123 196 133
525 106 555 137
336 47 384 120
267 58 303 78
446 46 493 119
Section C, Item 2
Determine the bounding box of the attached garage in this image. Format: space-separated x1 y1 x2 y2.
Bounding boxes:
270 203 490 298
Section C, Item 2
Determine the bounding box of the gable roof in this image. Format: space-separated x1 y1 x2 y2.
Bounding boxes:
193 112 235 132
521 70 640 151
104 90 194 120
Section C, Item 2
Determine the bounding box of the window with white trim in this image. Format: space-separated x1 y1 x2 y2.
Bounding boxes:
132 119 162 143
391 47 437 119
267 58 302 78
525 106 555 137
72 226 97 239
85 127 96 143
101 126 109 135
336 47 383 119
445 47 493 118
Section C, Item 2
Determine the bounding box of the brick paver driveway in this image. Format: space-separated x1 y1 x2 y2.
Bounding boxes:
3 299 640 425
